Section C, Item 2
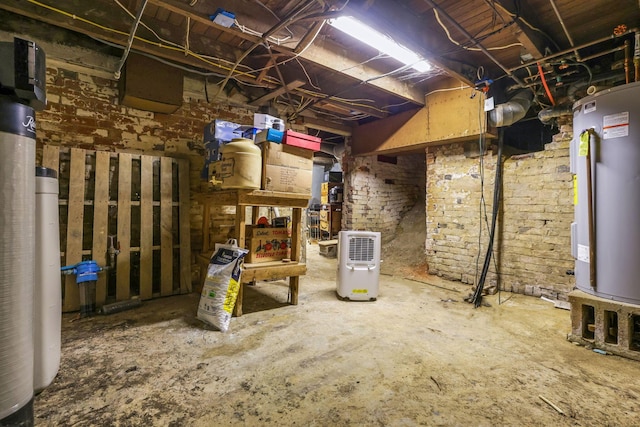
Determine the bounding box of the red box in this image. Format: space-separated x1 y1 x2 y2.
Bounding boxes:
284 130 321 151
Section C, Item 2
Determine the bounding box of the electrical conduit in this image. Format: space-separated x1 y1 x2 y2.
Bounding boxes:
114 0 149 79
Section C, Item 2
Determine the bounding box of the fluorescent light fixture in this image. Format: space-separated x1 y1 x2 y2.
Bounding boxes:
328 15 431 73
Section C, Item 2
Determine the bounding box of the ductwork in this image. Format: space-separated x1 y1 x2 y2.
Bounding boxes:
538 106 573 124
488 90 533 127
319 142 345 160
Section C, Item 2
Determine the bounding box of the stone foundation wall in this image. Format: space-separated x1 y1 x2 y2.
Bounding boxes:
342 152 426 238
426 127 575 299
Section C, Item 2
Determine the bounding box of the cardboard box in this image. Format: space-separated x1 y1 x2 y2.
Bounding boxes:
254 113 284 131
246 238 289 263
255 128 284 144
260 142 313 194
246 226 290 239
284 130 321 151
245 226 290 263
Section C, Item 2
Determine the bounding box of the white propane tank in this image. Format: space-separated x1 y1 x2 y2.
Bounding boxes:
34 167 61 393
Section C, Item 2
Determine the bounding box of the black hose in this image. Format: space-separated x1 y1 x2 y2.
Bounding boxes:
471 129 504 307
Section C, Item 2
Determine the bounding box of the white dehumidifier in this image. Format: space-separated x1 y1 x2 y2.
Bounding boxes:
336 231 381 301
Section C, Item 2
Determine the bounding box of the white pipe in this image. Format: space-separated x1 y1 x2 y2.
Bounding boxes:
34 168 61 393
586 85 610 96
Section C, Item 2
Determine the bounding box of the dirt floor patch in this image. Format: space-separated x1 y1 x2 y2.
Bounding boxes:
35 245 640 426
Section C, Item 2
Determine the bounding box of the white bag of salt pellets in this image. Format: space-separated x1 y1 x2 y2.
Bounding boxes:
197 245 248 332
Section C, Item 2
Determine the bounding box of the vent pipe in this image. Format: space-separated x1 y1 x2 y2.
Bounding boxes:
488 91 532 127
319 142 345 160
538 106 573 124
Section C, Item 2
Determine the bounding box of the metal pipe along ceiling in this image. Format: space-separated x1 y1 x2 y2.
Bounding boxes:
509 28 639 73
549 0 580 60
422 0 527 88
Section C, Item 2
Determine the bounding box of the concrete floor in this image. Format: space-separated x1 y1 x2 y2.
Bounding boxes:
36 244 640 426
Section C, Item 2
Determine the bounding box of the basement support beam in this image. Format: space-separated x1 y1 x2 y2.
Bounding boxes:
250 80 305 106
493 0 547 60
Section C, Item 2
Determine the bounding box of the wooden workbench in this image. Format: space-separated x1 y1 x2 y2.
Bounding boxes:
196 189 310 316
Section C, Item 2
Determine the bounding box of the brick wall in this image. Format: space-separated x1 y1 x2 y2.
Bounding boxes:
426 127 575 299
34 56 255 258
342 151 426 237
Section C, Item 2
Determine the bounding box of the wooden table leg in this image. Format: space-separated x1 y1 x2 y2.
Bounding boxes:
289 276 299 305
233 282 243 317
202 202 211 253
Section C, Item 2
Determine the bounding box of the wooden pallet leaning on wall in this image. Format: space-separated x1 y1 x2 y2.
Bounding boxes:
42 145 191 312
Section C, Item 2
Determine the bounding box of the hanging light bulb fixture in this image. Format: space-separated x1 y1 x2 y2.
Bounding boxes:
328 15 431 73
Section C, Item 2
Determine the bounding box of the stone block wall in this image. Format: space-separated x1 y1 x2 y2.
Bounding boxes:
342 152 426 238
426 127 575 299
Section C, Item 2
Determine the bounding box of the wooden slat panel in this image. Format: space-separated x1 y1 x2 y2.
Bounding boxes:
178 159 191 294
116 153 132 301
92 151 110 307
42 145 59 171
63 148 85 312
160 157 173 296
139 155 154 300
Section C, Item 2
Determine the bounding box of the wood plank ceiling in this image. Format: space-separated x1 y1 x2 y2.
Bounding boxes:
0 0 638 133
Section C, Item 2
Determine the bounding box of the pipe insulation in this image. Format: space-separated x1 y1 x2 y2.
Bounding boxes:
0 99 36 422
488 91 532 127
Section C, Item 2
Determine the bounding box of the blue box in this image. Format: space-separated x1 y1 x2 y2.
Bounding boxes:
236 125 258 141
210 8 235 28
255 128 284 144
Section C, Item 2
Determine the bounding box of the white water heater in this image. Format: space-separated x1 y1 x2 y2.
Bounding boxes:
572 81 640 304
336 231 381 301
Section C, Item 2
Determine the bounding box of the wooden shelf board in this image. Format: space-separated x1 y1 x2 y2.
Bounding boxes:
195 189 310 208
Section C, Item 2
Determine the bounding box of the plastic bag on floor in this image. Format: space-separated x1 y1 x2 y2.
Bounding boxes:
197 243 248 332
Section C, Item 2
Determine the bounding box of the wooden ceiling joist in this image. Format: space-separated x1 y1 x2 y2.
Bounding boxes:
250 80 305 106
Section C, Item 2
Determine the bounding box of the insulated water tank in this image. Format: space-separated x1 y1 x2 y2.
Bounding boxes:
34 167 61 393
0 99 36 425
572 81 640 304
